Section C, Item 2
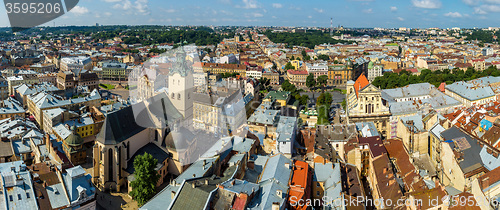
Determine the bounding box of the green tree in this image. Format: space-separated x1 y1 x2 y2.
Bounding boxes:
285 62 295 70
316 92 332 125
299 95 309 106
306 73 316 89
130 153 161 206
317 75 328 90
317 54 330 61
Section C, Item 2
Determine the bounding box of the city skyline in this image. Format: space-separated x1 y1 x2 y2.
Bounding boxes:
2 0 500 28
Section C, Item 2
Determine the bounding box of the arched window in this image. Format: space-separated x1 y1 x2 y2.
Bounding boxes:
117 146 121 179
108 148 113 182
127 142 130 159
177 93 181 100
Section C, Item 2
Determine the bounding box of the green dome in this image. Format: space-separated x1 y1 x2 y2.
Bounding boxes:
368 61 374 69
65 127 84 146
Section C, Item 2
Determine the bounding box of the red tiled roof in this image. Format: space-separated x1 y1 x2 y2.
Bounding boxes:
359 136 386 158
438 82 446 92
289 160 311 210
287 70 308 75
354 74 370 97
231 193 248 210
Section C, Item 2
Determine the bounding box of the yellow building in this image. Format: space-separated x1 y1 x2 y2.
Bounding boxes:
328 64 352 86
286 70 308 87
192 62 247 77
291 60 301 70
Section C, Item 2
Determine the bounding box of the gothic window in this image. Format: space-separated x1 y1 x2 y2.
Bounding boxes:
177 93 181 100
117 146 121 179
108 148 113 181
171 93 175 99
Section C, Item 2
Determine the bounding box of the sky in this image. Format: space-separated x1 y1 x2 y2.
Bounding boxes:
0 0 500 28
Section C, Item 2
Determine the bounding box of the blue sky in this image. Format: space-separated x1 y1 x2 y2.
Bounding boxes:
0 0 499 28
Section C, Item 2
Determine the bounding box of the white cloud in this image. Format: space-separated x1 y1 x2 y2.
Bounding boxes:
103 0 121 2
412 0 442 9
113 0 132 10
474 7 488 14
236 0 260 9
246 12 263 17
462 0 479 5
165 9 176 13
444 11 463 18
134 0 150 14
484 0 500 4
104 12 112 16
113 0 150 15
397 17 405 21
70 6 89 15
390 6 398 11
272 3 282 8
314 8 324 13
474 4 500 14
362 8 373 13
220 10 233 15
308 15 312 18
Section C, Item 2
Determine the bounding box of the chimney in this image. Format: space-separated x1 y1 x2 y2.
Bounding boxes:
272 202 280 210
191 182 196 188
247 161 255 170
171 191 176 199
205 179 209 185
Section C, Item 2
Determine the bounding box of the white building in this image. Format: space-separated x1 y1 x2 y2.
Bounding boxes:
217 53 239 64
306 63 328 79
60 56 92 75
482 47 494 56
246 69 263 79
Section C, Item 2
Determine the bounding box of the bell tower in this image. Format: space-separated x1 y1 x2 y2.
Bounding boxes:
168 48 194 125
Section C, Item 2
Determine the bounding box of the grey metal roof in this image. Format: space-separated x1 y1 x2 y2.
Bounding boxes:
441 126 484 174
62 165 95 203
220 179 259 194
0 98 24 115
356 122 379 137
243 155 269 183
29 89 101 110
400 115 425 133
139 184 180 210
313 162 335 182
258 154 292 184
445 81 495 101
0 161 38 210
247 179 288 210
46 183 70 209
276 116 297 143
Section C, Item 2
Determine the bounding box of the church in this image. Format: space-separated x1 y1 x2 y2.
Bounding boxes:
346 73 391 137
92 48 200 192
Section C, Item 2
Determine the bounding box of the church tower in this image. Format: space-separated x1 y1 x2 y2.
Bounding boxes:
168 48 194 125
